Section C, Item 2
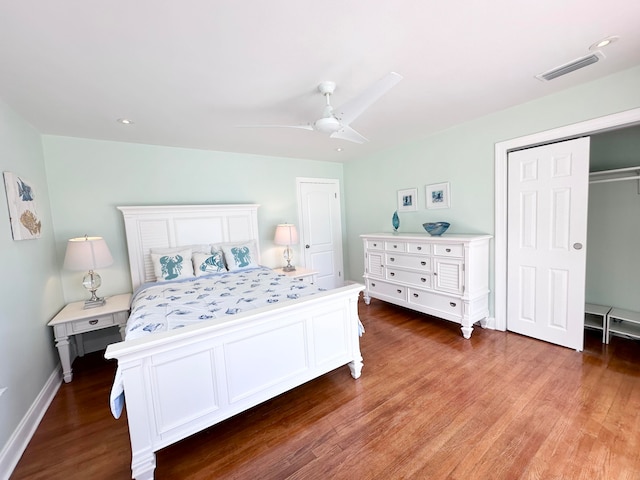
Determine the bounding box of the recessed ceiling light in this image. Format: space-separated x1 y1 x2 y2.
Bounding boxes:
590 35 619 50
117 118 134 125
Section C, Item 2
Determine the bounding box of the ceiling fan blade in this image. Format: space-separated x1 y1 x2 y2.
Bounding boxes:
236 124 314 131
334 72 403 125
330 125 369 144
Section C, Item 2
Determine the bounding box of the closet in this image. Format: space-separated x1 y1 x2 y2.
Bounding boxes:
585 125 640 343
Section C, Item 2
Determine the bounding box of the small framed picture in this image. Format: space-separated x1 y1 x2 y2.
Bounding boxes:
425 182 451 209
397 188 418 212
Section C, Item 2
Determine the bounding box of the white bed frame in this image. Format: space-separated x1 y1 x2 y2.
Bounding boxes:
104 205 364 480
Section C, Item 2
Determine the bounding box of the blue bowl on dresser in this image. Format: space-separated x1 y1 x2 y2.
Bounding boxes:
423 222 450 236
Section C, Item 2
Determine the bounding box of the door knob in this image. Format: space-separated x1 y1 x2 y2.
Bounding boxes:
305 244 310 249
573 243 583 250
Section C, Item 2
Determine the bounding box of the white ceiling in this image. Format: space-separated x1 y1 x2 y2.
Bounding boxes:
0 1 639 163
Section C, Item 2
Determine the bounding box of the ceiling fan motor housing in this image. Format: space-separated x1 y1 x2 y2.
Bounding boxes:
314 116 341 133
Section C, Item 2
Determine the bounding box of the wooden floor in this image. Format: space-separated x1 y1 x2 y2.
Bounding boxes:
11 299 640 479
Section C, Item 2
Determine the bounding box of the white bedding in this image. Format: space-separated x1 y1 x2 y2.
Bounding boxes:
110 267 363 418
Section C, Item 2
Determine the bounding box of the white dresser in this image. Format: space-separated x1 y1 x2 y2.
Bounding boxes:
361 233 491 338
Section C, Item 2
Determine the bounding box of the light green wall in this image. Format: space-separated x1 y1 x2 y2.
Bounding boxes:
586 179 640 310
344 65 640 315
41 136 344 302
0 100 63 450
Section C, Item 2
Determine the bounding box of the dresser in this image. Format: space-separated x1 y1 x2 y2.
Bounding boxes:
361 233 491 338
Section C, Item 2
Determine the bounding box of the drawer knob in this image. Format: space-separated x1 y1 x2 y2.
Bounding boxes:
449 302 457 307
413 293 419 298
417 246 422 250
393 245 398 249
420 261 426 266
421 277 426 282
397 289 402 294
446 248 451 252
390 257 395 262
433 272 438 276
390 272 395 277
371 282 376 287
89 319 99 325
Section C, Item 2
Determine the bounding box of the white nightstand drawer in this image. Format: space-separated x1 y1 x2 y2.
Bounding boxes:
71 313 116 333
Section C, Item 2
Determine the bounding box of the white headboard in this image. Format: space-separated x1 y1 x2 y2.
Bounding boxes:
118 204 260 290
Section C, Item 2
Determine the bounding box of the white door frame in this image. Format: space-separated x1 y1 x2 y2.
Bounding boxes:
494 107 640 331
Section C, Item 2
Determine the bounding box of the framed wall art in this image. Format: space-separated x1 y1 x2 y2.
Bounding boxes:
3 171 42 240
397 188 418 212
425 182 451 209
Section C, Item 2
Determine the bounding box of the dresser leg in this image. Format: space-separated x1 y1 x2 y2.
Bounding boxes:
460 325 473 339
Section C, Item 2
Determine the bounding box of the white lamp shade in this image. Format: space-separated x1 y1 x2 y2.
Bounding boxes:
63 236 114 271
274 224 299 246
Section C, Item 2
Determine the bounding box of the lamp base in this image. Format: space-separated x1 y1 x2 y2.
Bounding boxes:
282 265 296 272
83 298 106 309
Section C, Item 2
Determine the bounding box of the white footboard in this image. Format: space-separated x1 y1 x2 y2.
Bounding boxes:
105 284 364 480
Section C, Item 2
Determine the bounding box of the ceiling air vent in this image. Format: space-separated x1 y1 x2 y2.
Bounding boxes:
536 51 605 81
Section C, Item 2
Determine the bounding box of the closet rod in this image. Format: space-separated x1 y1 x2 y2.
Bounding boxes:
589 165 640 184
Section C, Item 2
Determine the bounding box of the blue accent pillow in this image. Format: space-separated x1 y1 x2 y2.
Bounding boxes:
150 249 194 281
221 242 259 271
193 250 227 276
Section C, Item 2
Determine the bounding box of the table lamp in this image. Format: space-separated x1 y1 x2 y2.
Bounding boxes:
274 223 299 272
63 235 114 308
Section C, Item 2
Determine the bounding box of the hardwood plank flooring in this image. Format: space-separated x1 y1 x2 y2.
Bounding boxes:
11 299 640 479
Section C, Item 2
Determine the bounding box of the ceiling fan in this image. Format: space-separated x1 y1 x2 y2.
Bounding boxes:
246 71 403 144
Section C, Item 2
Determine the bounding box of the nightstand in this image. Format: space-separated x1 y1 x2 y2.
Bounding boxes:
48 293 131 382
274 266 318 283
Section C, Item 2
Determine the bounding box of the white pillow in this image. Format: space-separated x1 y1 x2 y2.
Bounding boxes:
150 249 194 282
220 242 259 271
193 250 227 276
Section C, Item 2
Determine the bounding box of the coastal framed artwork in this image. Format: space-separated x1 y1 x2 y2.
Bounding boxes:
3 172 42 240
397 188 418 212
425 182 451 209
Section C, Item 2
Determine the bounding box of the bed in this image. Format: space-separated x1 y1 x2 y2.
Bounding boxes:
104 204 364 480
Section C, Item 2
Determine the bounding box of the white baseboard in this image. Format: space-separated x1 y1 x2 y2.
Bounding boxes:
0 366 62 480
481 316 497 330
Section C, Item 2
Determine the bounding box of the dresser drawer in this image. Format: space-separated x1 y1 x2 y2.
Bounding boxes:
71 313 116 333
408 289 462 318
365 239 384 250
367 279 407 301
386 269 432 288
386 253 430 271
433 243 463 258
384 241 406 252
407 242 431 254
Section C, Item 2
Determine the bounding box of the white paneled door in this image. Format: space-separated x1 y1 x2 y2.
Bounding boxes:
296 178 344 289
507 137 590 350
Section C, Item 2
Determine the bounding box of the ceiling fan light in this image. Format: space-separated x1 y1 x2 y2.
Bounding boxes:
314 117 340 134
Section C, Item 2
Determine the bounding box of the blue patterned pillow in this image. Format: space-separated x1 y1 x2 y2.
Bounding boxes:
221 242 259 271
193 250 227 276
150 249 194 281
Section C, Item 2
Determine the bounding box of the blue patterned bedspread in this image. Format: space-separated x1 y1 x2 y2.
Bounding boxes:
110 267 327 418
125 267 325 342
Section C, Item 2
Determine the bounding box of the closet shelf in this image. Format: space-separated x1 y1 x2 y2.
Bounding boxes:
589 166 640 184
